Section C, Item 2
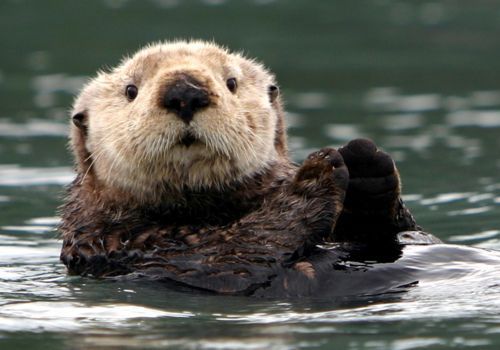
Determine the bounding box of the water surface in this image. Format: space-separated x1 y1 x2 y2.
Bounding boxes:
1 1 500 349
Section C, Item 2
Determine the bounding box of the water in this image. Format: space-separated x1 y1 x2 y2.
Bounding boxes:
1 0 500 348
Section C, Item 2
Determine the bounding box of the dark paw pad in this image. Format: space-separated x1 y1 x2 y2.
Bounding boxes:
339 139 400 213
339 139 397 185
339 138 395 178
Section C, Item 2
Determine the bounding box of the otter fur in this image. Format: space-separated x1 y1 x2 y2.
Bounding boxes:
59 41 437 296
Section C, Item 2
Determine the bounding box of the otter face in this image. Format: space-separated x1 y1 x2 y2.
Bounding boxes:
71 41 286 202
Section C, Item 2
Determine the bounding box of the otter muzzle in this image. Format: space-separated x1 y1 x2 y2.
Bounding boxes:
163 76 210 124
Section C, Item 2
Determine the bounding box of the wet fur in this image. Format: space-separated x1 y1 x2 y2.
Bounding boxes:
60 41 428 296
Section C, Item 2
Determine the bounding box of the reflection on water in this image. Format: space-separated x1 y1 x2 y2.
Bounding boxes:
0 165 73 186
448 110 500 128
1 302 190 332
1 183 500 349
1 234 500 348
32 74 86 109
362 88 500 163
366 89 442 113
1 0 500 349
0 120 68 137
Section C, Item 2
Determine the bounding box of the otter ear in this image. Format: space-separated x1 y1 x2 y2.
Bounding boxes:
268 85 279 103
72 111 88 135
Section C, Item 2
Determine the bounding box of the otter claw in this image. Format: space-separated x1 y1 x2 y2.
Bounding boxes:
294 147 349 193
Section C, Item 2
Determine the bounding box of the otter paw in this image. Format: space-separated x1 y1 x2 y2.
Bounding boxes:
338 138 399 215
294 147 349 194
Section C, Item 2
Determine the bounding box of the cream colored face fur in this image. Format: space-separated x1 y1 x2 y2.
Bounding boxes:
72 41 282 201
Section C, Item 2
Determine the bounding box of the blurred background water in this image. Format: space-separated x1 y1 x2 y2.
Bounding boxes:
1 0 500 349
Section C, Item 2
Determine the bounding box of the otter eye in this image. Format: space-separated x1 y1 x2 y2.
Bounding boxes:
125 84 138 100
226 78 237 93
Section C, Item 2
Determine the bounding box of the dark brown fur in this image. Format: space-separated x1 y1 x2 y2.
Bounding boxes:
59 47 427 296
60 128 421 295
60 142 351 294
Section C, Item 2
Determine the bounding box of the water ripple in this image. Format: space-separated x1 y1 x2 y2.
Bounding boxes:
0 242 59 264
447 110 500 128
449 230 500 243
0 120 68 137
31 74 86 109
26 217 61 226
325 124 363 141
0 302 191 332
0 165 73 186
420 192 473 206
447 206 492 216
383 113 423 131
366 88 441 112
292 92 329 110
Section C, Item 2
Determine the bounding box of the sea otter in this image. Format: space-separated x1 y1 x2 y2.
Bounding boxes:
59 41 439 296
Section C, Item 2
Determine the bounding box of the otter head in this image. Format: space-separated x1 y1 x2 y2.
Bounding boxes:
70 41 287 204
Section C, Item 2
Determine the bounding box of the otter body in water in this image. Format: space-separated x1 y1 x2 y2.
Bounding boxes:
59 41 438 296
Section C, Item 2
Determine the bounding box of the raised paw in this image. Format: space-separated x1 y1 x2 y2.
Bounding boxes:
294 147 349 196
283 147 349 246
334 138 420 243
338 138 399 215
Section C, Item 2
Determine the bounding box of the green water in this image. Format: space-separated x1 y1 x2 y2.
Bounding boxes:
1 0 500 349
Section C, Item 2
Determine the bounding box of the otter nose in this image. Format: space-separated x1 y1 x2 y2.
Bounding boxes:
163 79 210 124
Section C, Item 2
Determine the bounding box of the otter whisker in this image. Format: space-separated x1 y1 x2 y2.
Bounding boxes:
80 131 133 185
80 146 110 185
105 144 124 187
